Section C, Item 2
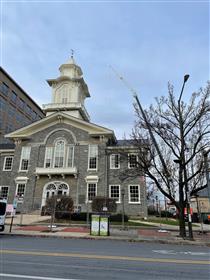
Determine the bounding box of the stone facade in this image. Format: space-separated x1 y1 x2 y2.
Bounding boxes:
0 57 147 217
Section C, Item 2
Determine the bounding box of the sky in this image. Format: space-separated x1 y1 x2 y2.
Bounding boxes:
1 0 209 139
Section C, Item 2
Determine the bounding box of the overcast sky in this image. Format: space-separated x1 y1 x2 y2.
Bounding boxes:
1 0 209 139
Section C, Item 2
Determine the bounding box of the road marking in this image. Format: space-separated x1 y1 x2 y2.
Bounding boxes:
153 250 210 256
1 249 210 265
0 274 80 280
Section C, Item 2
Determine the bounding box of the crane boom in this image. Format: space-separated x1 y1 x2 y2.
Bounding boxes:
109 65 171 179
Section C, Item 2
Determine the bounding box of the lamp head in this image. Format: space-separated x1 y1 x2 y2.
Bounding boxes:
184 74 190 83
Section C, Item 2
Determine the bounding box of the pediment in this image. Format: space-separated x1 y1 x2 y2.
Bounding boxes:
5 112 115 140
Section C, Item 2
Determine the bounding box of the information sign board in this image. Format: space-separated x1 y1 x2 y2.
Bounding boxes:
100 216 109 236
90 215 100 236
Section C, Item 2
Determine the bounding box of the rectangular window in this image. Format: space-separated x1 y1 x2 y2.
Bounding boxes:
129 185 140 203
54 140 65 168
19 146 31 171
3 156 13 171
109 185 120 203
44 147 53 168
6 124 13 133
19 98 25 110
11 91 17 102
0 98 6 111
8 106 16 119
67 145 74 167
88 145 98 170
16 184 26 197
128 154 138 168
87 183 97 202
32 111 37 120
110 154 120 169
26 105 31 115
62 97 68 104
0 82 9 96
0 186 9 199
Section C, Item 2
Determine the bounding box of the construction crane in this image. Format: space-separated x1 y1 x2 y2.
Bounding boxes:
109 65 170 179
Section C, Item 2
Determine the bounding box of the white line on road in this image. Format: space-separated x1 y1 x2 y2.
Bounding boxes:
0 273 81 280
152 250 210 256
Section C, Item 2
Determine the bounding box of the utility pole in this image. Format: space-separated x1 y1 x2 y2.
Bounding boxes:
121 188 125 230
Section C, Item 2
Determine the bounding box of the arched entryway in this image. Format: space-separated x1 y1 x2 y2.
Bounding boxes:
42 181 70 206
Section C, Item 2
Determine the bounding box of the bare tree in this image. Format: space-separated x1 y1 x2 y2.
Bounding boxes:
121 81 210 238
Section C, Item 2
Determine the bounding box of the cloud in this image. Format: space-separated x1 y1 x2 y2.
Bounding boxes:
2 1 209 139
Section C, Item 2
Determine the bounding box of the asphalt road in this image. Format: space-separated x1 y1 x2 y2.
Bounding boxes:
0 236 209 280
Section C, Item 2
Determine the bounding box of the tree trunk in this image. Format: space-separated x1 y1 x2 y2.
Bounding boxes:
179 205 186 238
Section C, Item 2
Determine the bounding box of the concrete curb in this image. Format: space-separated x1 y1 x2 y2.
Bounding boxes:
1 231 210 247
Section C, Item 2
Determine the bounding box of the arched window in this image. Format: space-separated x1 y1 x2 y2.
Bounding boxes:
54 140 65 168
44 138 75 169
42 182 70 206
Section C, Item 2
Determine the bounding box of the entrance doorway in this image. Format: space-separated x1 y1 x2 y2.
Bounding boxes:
42 182 69 206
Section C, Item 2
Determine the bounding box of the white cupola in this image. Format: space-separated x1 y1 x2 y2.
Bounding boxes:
43 56 90 122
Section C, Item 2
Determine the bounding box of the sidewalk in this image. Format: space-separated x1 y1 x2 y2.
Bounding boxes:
2 214 210 246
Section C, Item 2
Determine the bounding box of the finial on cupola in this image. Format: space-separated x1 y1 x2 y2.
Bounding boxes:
71 49 74 58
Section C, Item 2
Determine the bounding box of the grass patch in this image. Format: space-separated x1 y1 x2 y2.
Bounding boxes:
42 219 154 227
111 221 155 227
147 218 179 226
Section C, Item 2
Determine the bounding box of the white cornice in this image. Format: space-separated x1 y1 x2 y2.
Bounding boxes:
5 112 116 141
0 149 15 154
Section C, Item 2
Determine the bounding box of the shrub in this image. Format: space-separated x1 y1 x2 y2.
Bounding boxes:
92 196 117 213
70 212 129 223
71 212 92 221
160 211 174 218
110 213 129 222
147 208 159 216
45 195 74 219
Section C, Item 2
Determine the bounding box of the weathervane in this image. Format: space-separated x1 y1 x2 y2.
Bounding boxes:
71 49 74 58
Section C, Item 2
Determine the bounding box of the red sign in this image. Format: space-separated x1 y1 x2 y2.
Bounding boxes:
184 208 193 215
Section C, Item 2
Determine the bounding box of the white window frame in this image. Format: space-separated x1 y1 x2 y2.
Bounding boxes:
128 185 141 204
87 182 97 202
109 185 121 203
110 154 120 169
44 147 53 168
128 153 138 169
0 186 9 199
16 183 26 199
67 145 74 167
88 145 98 170
53 139 66 168
19 147 31 171
3 156 13 171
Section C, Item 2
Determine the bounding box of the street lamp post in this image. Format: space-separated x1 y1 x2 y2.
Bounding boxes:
50 197 61 231
193 194 204 234
177 74 193 240
121 188 125 230
203 150 210 200
113 67 192 239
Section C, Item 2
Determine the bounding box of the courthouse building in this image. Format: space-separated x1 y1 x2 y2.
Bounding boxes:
0 57 147 216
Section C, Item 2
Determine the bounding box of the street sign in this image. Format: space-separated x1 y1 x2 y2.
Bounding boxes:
13 197 18 209
6 204 16 217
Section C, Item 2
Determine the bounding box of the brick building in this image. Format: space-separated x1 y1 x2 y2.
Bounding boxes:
0 57 147 217
0 67 45 144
